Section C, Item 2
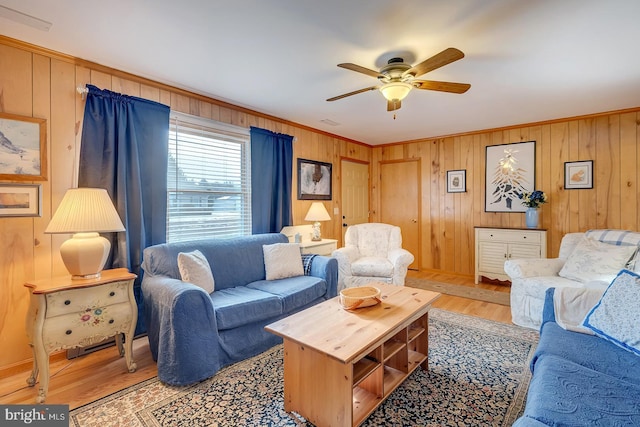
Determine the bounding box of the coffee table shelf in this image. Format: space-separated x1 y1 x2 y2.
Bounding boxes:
353 357 380 387
266 284 440 427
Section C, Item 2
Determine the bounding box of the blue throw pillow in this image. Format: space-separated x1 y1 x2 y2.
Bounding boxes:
583 269 640 356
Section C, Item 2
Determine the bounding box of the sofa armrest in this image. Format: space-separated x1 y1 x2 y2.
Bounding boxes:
553 287 604 335
504 258 565 279
307 255 339 298
388 248 415 267
541 288 557 327
332 246 359 291
542 286 604 334
388 248 415 286
141 275 223 385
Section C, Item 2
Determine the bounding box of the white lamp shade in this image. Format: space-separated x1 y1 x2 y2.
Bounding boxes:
304 202 331 222
45 188 125 234
379 82 412 101
46 188 125 279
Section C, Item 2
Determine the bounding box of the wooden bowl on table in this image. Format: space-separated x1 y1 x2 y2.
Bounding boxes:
339 286 382 310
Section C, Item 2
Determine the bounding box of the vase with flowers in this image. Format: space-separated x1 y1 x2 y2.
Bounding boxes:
519 190 547 228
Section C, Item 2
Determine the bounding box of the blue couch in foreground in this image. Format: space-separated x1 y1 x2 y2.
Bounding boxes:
141 233 338 386
513 287 640 426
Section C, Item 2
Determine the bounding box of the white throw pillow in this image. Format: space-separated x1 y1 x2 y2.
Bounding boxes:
177 250 215 294
263 243 304 280
558 237 637 284
583 269 640 356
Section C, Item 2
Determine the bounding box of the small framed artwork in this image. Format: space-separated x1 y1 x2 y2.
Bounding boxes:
0 112 47 181
0 183 42 217
564 160 593 189
485 140 536 212
297 158 332 200
447 169 466 193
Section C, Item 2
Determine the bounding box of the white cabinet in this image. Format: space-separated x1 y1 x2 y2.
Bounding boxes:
299 239 337 256
474 227 547 284
24 269 137 402
281 224 337 256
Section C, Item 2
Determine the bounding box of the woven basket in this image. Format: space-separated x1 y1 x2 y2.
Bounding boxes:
339 286 382 310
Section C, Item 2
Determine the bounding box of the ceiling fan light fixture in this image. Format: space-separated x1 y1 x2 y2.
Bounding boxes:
380 82 412 102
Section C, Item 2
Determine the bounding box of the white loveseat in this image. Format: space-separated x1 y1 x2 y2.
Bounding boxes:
331 223 414 291
505 229 640 329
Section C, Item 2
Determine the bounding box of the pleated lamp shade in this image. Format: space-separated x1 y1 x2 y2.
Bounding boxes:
46 188 125 279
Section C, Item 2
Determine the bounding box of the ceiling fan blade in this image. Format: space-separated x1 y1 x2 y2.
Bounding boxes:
405 47 465 77
387 99 401 111
413 80 471 94
326 86 378 102
337 63 383 78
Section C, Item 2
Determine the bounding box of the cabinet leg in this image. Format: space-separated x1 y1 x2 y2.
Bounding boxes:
115 333 125 357
33 343 49 403
26 344 38 387
122 333 137 373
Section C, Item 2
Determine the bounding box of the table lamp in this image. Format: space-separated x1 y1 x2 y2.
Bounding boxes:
45 188 125 279
304 202 331 241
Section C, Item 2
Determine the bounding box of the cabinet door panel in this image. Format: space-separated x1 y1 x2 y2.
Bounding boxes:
478 242 508 274
508 243 541 260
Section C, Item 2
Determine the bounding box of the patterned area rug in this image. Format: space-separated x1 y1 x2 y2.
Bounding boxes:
70 309 538 427
406 277 511 306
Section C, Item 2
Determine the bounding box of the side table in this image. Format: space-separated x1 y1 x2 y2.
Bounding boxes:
299 238 338 256
24 268 138 403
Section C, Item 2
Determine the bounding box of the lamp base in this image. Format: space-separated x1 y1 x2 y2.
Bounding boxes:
311 221 322 241
60 232 110 280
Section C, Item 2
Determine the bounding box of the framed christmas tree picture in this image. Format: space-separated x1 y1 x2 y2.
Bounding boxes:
485 141 535 212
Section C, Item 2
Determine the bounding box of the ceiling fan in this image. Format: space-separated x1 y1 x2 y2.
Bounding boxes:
327 47 471 112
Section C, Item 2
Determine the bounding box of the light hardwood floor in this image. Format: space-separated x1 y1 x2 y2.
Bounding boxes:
0 271 513 409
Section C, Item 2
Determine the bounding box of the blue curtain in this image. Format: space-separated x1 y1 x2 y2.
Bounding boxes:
250 127 293 233
78 84 170 335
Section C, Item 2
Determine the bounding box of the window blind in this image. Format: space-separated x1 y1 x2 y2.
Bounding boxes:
167 111 251 243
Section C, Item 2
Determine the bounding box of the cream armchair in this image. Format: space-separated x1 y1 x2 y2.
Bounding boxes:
505 229 640 330
332 223 414 291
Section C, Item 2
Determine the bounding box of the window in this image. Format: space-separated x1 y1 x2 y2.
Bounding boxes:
167 112 251 243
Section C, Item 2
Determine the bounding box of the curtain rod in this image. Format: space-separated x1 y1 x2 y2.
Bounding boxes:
77 86 88 99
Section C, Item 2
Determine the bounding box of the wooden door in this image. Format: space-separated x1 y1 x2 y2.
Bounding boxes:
380 160 420 270
341 160 370 243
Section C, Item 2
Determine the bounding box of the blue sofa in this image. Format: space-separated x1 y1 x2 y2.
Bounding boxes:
513 288 640 426
141 233 338 386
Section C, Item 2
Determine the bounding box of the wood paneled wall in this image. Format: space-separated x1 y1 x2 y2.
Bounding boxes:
0 37 369 371
371 113 640 275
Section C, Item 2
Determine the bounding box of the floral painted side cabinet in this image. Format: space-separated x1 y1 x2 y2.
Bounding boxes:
24 268 137 403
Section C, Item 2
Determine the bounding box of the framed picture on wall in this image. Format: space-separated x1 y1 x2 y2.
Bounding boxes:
485 140 535 212
447 169 466 193
0 112 47 181
564 160 593 189
0 183 42 217
297 158 332 200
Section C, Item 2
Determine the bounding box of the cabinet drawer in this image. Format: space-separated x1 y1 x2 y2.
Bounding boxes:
42 302 133 351
477 229 541 244
45 280 131 318
301 242 336 256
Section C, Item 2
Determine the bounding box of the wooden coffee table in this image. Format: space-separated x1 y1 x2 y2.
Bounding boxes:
265 283 440 427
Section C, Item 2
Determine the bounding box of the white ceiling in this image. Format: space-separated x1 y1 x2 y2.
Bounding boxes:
1 0 640 145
